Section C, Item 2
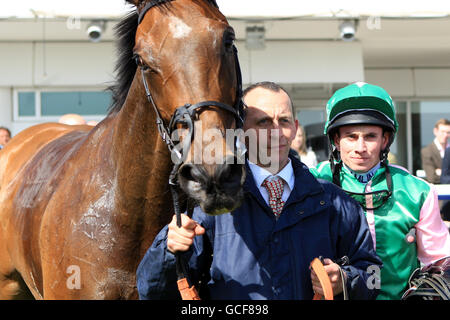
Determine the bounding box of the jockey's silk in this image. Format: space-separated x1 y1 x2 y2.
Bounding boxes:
312 161 450 300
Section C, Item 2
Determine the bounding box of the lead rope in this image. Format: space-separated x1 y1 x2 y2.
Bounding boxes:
169 166 201 300
136 1 244 301
141 62 199 300
339 266 348 300
310 258 334 300
311 256 349 300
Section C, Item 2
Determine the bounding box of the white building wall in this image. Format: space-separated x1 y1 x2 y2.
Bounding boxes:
32 42 115 86
0 88 12 128
236 41 365 85
0 42 115 87
0 43 34 86
1 39 449 137
0 42 115 136
365 68 450 97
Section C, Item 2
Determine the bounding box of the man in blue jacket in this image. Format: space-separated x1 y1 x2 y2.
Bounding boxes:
137 81 382 300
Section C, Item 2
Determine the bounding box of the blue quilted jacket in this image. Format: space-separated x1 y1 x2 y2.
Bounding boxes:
137 156 382 300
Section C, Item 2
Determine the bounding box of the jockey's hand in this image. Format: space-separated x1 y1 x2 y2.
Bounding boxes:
167 214 205 253
310 258 347 296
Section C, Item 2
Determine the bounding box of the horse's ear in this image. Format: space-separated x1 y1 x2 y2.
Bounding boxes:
126 0 141 7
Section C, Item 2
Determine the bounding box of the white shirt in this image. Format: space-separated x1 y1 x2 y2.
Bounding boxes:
434 138 450 158
248 159 295 205
300 149 318 168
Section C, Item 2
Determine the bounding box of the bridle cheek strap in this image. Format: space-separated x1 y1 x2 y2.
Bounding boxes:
136 0 245 301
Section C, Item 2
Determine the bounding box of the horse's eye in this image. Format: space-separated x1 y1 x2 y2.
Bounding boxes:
133 54 150 71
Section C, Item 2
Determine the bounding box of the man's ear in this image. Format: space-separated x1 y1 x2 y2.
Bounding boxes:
382 131 391 150
333 132 340 151
433 126 439 138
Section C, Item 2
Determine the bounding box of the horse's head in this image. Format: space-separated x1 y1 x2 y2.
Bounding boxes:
130 0 245 215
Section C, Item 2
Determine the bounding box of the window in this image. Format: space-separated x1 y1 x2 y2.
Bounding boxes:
18 91 36 116
389 101 407 168
40 91 111 116
295 108 329 163
411 101 450 175
15 89 111 121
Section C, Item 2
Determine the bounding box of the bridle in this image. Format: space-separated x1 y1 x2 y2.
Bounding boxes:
402 256 450 300
134 0 244 173
134 0 245 300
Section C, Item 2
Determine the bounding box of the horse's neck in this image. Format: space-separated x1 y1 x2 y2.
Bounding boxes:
112 77 175 257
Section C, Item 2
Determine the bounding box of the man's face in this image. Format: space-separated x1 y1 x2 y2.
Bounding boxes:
434 124 450 146
243 87 298 172
334 125 389 173
0 129 10 146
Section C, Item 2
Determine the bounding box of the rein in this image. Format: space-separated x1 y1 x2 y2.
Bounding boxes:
135 0 244 300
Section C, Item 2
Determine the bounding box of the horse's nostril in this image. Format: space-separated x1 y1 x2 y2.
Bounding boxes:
179 164 195 182
179 163 207 184
216 156 240 179
219 164 236 181
216 163 244 189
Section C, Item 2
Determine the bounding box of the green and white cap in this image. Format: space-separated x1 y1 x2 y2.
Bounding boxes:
324 82 398 136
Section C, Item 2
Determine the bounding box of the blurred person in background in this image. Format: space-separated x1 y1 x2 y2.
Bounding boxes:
58 113 86 126
0 127 11 150
421 118 450 184
291 124 318 168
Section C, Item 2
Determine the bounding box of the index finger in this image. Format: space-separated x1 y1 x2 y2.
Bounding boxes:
171 214 197 229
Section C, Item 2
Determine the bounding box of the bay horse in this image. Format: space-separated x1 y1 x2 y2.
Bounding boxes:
0 0 245 299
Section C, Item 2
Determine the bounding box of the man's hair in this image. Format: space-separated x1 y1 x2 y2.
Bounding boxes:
0 127 11 137
243 81 289 97
242 81 295 118
435 118 450 129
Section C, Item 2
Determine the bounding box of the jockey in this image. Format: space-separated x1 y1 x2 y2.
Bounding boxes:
311 82 450 299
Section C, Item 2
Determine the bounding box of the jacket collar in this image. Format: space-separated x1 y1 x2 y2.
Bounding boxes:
286 153 324 205
247 159 295 194
244 153 323 208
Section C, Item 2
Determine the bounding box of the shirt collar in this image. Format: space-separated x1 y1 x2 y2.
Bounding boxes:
248 159 295 192
342 161 381 184
434 138 448 157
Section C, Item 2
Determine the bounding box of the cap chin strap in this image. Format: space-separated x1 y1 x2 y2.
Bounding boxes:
329 147 393 201
328 129 392 188
328 143 342 187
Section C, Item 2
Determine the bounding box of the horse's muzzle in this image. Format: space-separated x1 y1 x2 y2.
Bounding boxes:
178 157 245 215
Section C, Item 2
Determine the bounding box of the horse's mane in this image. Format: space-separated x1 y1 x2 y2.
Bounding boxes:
107 0 218 114
107 11 139 114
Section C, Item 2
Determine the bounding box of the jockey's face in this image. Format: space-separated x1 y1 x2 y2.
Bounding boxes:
334 124 389 173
